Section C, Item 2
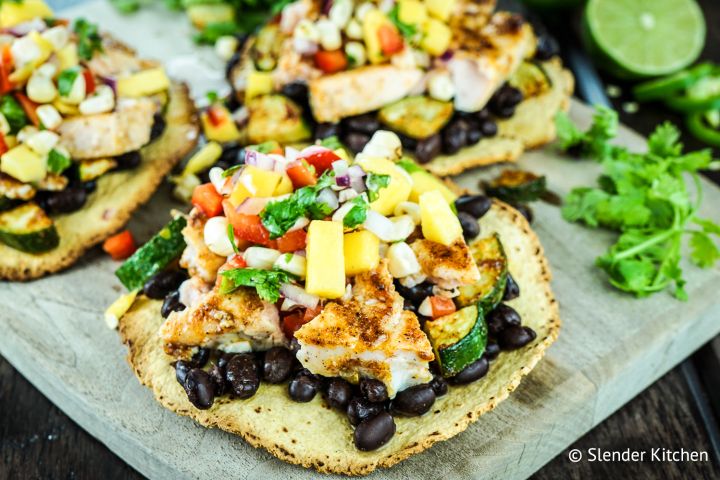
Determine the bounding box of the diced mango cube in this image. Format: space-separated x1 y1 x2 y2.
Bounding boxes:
229 165 283 206
246 71 274 100
362 9 388 64
421 18 452 56
1 145 46 183
399 0 428 25
117 67 170 97
56 43 79 71
343 230 380 275
419 190 462 246
273 173 293 195
306 220 345 298
201 105 242 143
408 170 457 204
425 0 456 21
356 156 412 216
0 0 53 28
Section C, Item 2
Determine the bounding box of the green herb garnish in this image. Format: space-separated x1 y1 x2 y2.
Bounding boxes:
0 95 27 134
220 267 296 302
366 173 390 202
57 67 80 97
227 223 239 254
388 5 417 38
343 195 368 228
47 149 72 174
320 136 343 150
221 164 243 178
557 108 720 299
73 19 103 61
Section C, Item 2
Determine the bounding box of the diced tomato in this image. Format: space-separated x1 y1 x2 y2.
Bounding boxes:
314 49 348 74
223 201 274 246
286 160 317 188
14 93 39 127
300 149 341 175
103 230 136 260
378 24 404 55
83 69 95 95
191 183 223 217
206 104 228 127
282 312 307 339
0 134 8 156
0 45 12 94
276 229 307 253
430 296 456 318
303 305 321 322
226 254 247 269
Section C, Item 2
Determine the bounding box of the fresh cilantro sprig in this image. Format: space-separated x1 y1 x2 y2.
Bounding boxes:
0 95 27 134
557 108 720 300
343 195 369 228
220 267 296 303
366 173 390 202
260 171 335 239
47 149 72 174
73 19 103 61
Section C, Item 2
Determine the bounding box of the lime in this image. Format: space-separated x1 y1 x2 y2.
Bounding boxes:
583 0 706 79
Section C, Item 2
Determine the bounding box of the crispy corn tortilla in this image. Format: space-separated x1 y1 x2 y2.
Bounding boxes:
0 82 198 281
424 58 575 176
119 201 560 475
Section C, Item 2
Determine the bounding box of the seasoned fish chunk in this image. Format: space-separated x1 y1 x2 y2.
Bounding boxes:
160 286 285 354
88 36 157 78
411 238 480 290
295 261 434 397
308 65 424 123
179 209 226 284
449 12 536 112
58 97 157 159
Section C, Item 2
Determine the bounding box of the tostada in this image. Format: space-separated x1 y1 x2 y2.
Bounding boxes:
0 0 198 280
114 130 559 474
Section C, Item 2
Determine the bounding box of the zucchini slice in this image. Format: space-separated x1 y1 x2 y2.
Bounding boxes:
484 169 547 204
79 158 118 182
424 305 487 377
247 94 311 145
0 196 20 212
115 216 187 291
378 96 454 139
509 61 553 98
456 234 508 311
0 202 59 253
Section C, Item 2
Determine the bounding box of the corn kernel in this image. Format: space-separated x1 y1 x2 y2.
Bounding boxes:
36 104 62 130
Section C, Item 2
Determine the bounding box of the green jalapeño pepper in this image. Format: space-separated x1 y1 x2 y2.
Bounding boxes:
687 111 720 147
665 73 720 113
633 63 715 102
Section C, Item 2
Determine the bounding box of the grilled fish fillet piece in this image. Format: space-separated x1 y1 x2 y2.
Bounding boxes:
449 12 536 113
179 209 226 284
295 261 434 397
450 0 496 35
411 238 480 290
88 36 158 78
160 286 285 354
58 97 157 159
308 65 423 123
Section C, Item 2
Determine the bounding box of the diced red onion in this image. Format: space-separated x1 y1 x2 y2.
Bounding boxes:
238 197 273 215
440 49 454 61
316 188 338 211
270 153 290 173
348 165 366 178
245 150 275 171
285 146 300 164
321 0 334 15
336 174 351 187
332 159 349 176
348 165 367 192
363 210 395 241
7 18 46 36
281 298 302 311
338 189 359 203
288 216 309 232
99 76 117 95
300 145 331 157
280 283 319 309
331 201 355 223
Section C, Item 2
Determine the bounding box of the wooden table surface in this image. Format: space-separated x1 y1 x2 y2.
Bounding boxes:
2 1 720 478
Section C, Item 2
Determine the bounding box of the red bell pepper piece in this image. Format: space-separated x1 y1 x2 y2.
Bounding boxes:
378 24 403 55
14 93 40 127
314 50 348 74
300 149 341 175
286 160 317 188
83 69 95 95
276 229 307 253
191 183 224 217
103 230 137 260
430 296 456 318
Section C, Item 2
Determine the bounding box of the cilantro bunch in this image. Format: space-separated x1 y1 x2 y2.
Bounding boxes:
556 107 720 300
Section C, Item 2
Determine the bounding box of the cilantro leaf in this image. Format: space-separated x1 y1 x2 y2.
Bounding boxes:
555 106 619 160
690 232 720 268
57 67 80 97
388 5 417 38
320 136 343 150
220 268 296 303
47 149 72 174
227 223 239 255
0 95 27 134
343 195 368 228
73 19 103 60
366 173 390 202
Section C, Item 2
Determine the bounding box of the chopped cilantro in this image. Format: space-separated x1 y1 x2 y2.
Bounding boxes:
73 19 103 61
388 5 417 39
343 195 368 228
226 223 239 254
320 136 343 150
254 141 281 154
221 164 243 178
0 95 27 134
206 90 219 104
557 107 720 300
47 149 72 174
366 173 390 202
57 67 80 97
220 267 296 302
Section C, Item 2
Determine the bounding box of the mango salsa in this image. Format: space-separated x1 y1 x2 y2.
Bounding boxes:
425 0 456 21
0 0 53 28
421 18 452 56
344 230 380 275
117 67 170 98
273 173 294 196
201 105 242 143
362 9 390 64
306 220 345 298
419 190 462 246
398 0 428 25
246 71 274 101
408 170 457 204
229 165 283 206
1 145 46 183
355 156 411 216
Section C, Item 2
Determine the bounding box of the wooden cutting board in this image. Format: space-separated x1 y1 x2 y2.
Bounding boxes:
2 2 719 479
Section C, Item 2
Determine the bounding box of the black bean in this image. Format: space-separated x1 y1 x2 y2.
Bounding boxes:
498 325 536 350
347 396 385 426
467 125 483 145
486 304 522 336
83 180 97 193
360 378 389 403
515 203 534 223
484 340 500 361
161 290 186 318
476 108 491 121
398 133 418 150
394 281 434 308
150 112 166 141
495 105 516 119
288 337 301 355
503 274 520 301
225 354 260 399
449 357 489 385
174 360 192 386
458 211 480 240
281 82 309 106
114 151 142 170
217 351 235 370
441 119 469 155
414 134 441 164
391 384 435 416
535 35 559 61
208 363 227 396
342 113 380 135
262 347 294 383
430 375 449 397
191 348 210 368
505 87 523 108
455 194 492 219
143 270 187 299
342 132 371 154
288 370 320 402
480 119 498 137
490 85 523 115
219 144 244 166
324 378 353 410
403 298 417 314
353 412 396 451
43 187 87 214
314 122 340 139
184 368 215 410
